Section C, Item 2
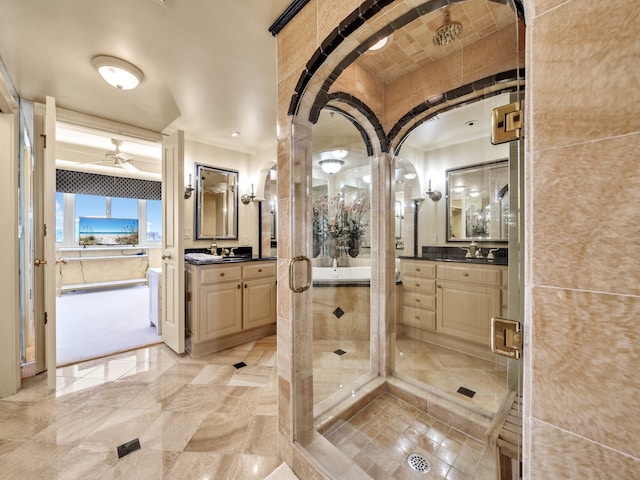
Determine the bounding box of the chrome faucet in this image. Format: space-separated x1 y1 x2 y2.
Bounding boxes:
208 242 218 255
461 240 482 258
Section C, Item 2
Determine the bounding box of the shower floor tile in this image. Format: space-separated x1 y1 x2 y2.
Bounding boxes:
324 393 497 480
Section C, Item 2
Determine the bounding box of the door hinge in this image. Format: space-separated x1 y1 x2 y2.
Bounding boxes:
44 224 47 236
491 100 523 144
491 316 522 359
44 312 48 325
41 134 46 149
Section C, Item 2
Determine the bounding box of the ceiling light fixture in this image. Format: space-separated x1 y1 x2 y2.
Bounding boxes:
231 131 241 137
320 159 344 174
404 172 417 180
331 149 348 159
92 55 144 90
368 36 389 51
433 6 463 47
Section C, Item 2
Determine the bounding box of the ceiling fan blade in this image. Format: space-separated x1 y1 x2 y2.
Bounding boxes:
120 160 139 173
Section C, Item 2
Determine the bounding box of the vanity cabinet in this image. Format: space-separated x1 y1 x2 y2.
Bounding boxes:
400 260 437 331
186 260 276 356
436 264 503 346
400 259 507 348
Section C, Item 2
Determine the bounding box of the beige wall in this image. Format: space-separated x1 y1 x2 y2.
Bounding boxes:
276 0 640 478
524 0 640 477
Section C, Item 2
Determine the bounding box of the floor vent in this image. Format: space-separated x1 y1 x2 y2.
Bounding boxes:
233 361 247 369
333 349 346 356
117 438 141 459
457 386 476 398
407 453 430 474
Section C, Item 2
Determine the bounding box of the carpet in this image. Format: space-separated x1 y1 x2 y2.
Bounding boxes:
56 285 162 366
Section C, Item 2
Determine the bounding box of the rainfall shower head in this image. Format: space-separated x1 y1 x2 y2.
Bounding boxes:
433 6 463 46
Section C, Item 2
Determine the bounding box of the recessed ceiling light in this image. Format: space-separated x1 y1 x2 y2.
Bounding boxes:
404 173 417 180
368 36 389 51
464 120 477 127
231 131 241 137
92 55 144 90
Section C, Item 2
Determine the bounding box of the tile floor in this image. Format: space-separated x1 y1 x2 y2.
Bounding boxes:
324 393 497 480
394 337 509 414
0 336 280 480
3 334 503 480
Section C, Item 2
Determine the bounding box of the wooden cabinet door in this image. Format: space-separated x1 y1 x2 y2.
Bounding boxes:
200 281 242 341
436 280 501 346
243 277 276 329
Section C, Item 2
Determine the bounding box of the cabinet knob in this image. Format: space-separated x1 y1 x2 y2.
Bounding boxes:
258 268 263 272
437 284 442 288
416 299 420 303
237 284 241 289
244 284 248 289
415 268 420 272
220 272 225 277
415 283 420 287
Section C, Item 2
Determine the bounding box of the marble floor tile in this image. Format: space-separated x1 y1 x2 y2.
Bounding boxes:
324 393 497 480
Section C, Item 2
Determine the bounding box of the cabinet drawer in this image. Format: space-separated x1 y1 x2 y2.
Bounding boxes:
403 291 435 310
402 276 436 293
242 261 276 279
401 260 436 278
437 264 501 286
402 306 436 331
199 265 242 284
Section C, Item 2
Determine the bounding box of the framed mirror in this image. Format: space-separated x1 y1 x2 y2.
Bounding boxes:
446 160 509 242
195 164 238 240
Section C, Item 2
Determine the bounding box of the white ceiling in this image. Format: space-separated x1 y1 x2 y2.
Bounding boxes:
0 0 291 155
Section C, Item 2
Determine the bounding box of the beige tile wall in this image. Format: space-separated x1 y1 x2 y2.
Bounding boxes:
525 0 640 477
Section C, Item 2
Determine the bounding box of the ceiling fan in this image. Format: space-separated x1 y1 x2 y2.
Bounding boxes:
93 139 139 172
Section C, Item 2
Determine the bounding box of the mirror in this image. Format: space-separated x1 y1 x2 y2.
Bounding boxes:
195 164 238 240
446 160 509 242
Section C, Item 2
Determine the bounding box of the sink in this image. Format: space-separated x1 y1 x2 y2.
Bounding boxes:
184 253 223 263
219 257 248 262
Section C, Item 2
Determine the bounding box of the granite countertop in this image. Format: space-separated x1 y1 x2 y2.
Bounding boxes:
184 255 276 266
400 255 508 266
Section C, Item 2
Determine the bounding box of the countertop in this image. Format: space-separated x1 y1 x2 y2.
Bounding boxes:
400 255 508 266
184 255 276 266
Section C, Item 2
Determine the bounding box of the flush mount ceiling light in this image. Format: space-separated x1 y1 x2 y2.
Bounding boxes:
404 172 417 180
92 55 144 90
331 148 348 159
320 159 344 174
433 6 463 47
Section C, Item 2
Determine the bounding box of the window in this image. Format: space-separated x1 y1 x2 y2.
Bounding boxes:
55 192 64 242
111 197 138 219
146 199 162 242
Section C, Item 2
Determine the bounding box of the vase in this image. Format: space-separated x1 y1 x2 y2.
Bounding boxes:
348 239 360 258
327 233 339 258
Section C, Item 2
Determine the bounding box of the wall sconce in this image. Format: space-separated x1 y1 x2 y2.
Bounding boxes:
241 184 256 204
426 179 442 202
184 173 194 199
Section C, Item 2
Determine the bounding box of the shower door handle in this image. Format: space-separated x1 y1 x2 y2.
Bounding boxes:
289 255 311 293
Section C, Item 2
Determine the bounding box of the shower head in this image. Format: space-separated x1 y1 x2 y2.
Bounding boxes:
433 6 463 46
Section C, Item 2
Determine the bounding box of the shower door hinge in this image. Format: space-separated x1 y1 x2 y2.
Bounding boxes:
44 312 48 325
491 100 523 145
44 224 47 236
491 316 522 359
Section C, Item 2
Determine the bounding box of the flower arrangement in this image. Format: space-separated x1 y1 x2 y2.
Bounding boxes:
312 191 370 257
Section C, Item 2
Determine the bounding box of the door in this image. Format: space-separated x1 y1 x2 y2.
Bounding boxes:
161 130 185 353
44 96 57 390
243 277 276 329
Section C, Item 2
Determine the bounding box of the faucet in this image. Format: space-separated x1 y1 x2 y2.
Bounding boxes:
208 242 217 255
229 247 236 257
461 240 482 258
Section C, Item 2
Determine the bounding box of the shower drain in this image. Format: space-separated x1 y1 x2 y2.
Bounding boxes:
407 453 431 474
